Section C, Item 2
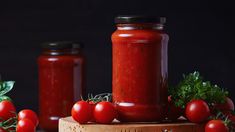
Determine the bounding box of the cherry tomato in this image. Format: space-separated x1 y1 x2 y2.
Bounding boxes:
71 101 92 124
0 128 6 132
0 100 16 121
166 96 183 120
18 109 39 126
94 101 117 124
16 118 36 132
205 120 229 132
214 97 234 112
185 99 210 123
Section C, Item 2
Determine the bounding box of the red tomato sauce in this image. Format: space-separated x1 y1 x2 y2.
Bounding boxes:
111 16 169 122
38 42 85 131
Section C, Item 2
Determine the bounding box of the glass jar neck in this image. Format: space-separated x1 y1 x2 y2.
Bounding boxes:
42 49 81 56
116 23 164 30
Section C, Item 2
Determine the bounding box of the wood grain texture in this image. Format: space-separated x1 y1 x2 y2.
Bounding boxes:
59 117 204 132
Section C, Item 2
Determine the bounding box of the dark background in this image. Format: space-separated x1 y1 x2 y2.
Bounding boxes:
0 0 234 112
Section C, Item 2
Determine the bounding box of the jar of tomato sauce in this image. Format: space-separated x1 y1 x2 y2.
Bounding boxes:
38 41 85 131
111 16 169 122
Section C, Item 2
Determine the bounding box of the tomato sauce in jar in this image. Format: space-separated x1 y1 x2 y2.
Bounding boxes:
111 16 169 122
38 42 85 131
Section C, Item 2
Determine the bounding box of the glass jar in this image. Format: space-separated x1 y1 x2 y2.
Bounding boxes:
38 41 85 131
111 16 169 122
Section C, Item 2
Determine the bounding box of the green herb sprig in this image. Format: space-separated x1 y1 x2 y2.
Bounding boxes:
87 93 112 103
169 71 228 108
0 116 17 132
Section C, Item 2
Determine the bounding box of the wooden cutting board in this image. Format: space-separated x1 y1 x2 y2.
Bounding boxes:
59 117 204 132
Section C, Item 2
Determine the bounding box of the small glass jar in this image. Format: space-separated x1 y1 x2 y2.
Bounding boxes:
111 16 169 122
38 41 85 131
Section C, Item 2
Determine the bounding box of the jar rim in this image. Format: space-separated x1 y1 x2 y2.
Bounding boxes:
116 23 164 30
115 15 166 24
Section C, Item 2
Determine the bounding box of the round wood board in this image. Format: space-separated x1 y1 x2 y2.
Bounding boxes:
59 117 204 132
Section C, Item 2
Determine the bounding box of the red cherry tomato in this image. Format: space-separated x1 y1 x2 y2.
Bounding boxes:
0 128 6 132
166 96 183 120
16 118 36 132
18 109 39 126
94 101 117 124
214 97 234 112
185 99 210 123
0 100 16 121
71 101 92 124
205 120 229 132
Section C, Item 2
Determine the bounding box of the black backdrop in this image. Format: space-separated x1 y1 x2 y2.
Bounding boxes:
0 0 234 112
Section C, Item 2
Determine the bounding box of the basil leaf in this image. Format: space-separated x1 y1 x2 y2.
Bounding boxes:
0 81 15 96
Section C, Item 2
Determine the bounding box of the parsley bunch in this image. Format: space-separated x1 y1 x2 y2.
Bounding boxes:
169 71 228 108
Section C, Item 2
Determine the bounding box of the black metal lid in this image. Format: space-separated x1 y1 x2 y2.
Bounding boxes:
41 41 83 50
115 15 166 24
72 42 84 49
